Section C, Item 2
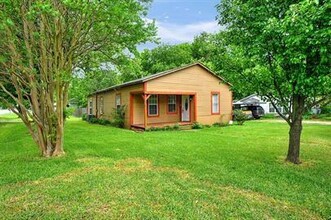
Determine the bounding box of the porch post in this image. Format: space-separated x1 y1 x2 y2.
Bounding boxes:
130 93 134 126
144 95 148 129
142 94 151 129
193 94 197 122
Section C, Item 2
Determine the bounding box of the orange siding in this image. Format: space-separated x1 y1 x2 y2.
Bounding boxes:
91 84 143 128
146 95 181 124
133 94 144 125
146 65 232 124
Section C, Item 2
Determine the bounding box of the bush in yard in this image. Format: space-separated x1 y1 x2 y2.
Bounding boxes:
64 107 75 120
88 117 99 124
234 110 247 125
111 105 126 128
173 123 180 130
146 124 181 132
192 122 203 129
146 127 162 132
98 119 111 126
163 126 172 131
303 112 313 120
262 113 277 119
213 122 228 127
82 114 87 121
321 106 331 114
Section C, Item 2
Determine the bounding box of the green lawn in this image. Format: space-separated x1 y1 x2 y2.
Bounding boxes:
0 112 21 122
0 119 330 219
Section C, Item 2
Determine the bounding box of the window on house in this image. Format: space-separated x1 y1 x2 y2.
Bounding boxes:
168 95 176 113
89 99 93 115
148 95 158 116
211 93 220 114
115 94 121 110
100 97 104 114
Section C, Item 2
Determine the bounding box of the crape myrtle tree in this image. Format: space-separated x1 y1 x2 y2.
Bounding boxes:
0 0 155 157
217 0 331 163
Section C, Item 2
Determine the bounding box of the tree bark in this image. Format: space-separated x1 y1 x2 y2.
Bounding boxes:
33 114 65 157
286 95 305 164
287 119 302 164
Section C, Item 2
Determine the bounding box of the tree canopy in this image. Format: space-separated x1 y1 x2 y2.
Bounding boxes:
217 0 331 163
140 43 194 74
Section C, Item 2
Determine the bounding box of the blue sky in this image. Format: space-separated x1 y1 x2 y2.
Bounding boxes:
140 0 221 50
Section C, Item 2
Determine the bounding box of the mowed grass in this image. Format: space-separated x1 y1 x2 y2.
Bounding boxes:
0 113 21 122
0 119 330 219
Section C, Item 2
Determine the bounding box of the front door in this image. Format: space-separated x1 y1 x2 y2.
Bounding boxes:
181 95 190 122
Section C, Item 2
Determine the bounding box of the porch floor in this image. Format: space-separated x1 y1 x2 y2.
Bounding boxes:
131 122 192 130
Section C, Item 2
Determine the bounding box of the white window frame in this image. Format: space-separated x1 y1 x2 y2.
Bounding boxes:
211 93 220 114
115 94 121 110
148 95 158 116
100 96 104 115
168 95 177 113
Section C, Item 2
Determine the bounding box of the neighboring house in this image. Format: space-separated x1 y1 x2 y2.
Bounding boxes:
233 94 285 114
88 62 233 129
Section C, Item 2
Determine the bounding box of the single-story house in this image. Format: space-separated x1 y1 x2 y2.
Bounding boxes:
233 94 285 114
87 62 233 129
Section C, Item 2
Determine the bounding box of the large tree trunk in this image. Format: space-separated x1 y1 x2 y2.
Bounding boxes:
286 95 305 164
35 120 65 157
27 72 67 157
287 118 302 164
32 101 66 157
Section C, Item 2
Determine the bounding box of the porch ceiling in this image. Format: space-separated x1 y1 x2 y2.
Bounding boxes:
144 91 196 95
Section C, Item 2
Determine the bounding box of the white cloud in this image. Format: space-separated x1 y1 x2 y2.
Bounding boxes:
139 19 225 50
155 20 223 43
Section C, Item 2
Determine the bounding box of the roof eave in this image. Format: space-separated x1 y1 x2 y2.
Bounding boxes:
88 80 143 96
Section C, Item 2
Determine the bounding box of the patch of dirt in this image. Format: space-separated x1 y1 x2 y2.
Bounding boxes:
276 156 319 168
114 158 153 172
76 157 114 164
114 158 190 179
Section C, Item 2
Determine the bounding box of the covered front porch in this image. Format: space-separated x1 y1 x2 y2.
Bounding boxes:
130 92 197 130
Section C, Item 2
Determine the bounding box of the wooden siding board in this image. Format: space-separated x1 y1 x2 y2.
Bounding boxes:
92 84 143 128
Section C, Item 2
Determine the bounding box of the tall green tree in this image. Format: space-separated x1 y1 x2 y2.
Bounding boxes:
192 32 253 99
140 43 193 74
0 0 155 157
69 69 120 108
218 0 331 163
69 53 146 107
